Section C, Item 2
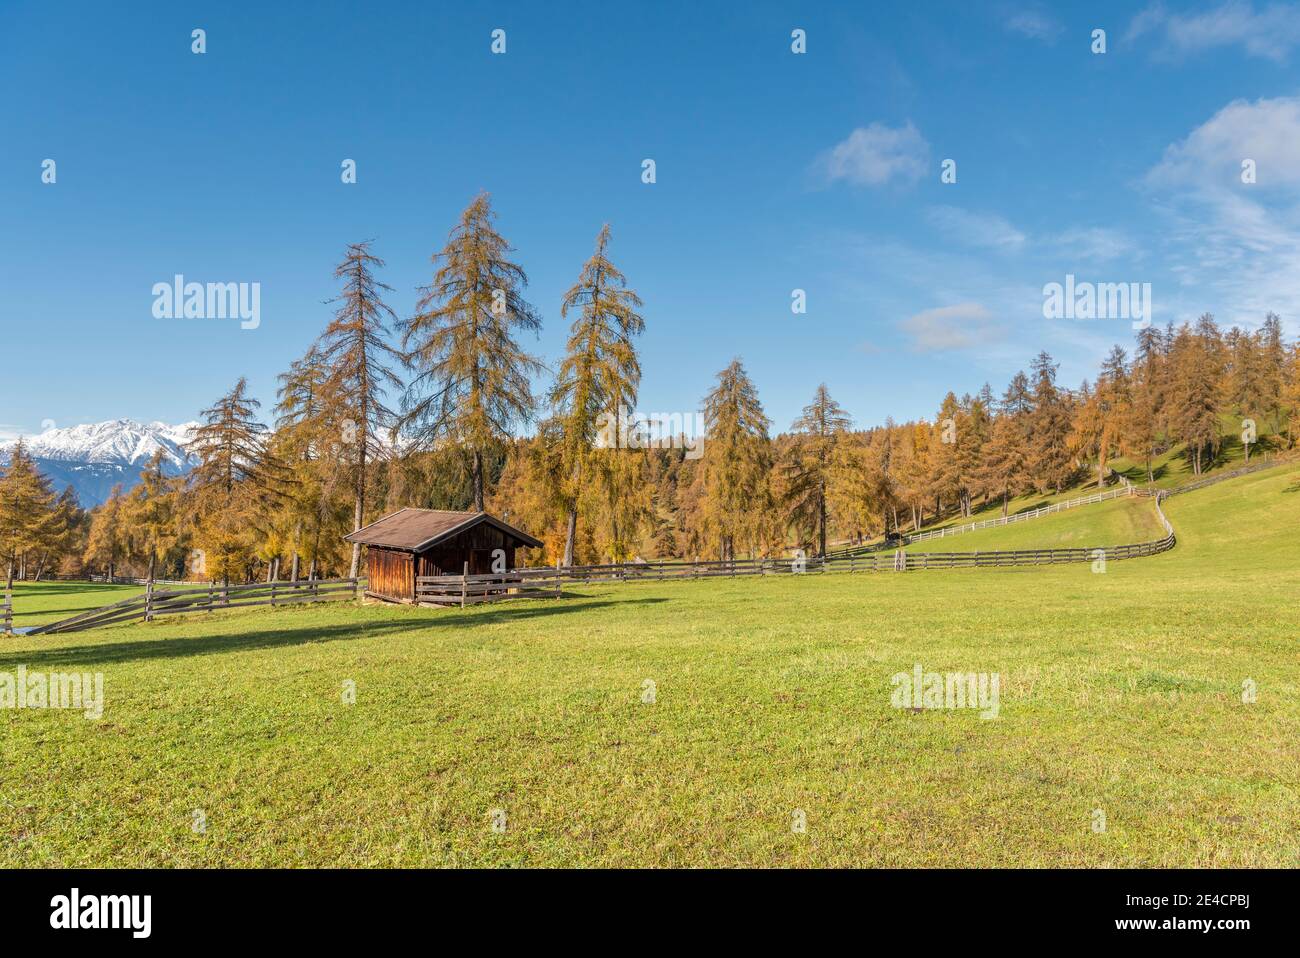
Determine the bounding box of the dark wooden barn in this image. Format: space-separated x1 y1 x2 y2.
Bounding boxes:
345 509 544 603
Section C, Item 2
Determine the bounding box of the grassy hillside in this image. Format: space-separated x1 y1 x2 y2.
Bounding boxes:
892 424 1293 543
908 495 1166 553
1 463 1296 867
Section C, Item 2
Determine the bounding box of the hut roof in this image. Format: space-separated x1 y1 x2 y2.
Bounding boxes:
343 508 543 551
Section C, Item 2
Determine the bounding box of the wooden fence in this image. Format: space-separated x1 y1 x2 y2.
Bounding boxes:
466 490 1180 590
416 568 565 607
7 454 1280 630
826 484 1136 557
2 588 11 634
22 578 359 636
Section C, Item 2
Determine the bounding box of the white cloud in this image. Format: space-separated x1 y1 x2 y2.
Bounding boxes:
925 206 1133 263
1127 1 1300 62
1005 8 1065 42
814 122 930 188
1143 95 1300 330
926 206 1027 252
1147 95 1300 189
899 303 1007 352
1049 227 1138 262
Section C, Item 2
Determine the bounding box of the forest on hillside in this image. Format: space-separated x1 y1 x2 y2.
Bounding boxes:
4 194 1299 584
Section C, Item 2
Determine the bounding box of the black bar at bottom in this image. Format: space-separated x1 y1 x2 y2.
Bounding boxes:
0 868 1281 944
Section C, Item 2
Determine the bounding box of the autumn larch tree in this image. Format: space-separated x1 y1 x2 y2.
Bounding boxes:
0 440 57 587
552 224 645 565
1026 352 1076 493
316 243 404 578
1166 318 1223 475
184 378 283 583
782 384 850 557
693 359 773 561
82 484 126 582
401 193 543 512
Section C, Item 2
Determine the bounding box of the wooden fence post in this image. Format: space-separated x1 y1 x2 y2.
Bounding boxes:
144 577 154 623
270 580 277 608
461 561 469 609
2 587 11 635
555 561 562 599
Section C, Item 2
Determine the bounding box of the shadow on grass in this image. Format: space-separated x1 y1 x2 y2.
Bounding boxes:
0 596 668 669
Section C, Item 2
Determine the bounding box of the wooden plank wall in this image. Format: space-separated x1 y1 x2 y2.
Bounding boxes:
366 548 414 601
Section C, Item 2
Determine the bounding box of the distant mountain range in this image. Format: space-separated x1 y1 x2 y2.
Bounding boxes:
0 419 199 507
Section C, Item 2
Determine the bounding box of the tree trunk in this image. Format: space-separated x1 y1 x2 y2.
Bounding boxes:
472 448 485 512
817 482 827 557
563 506 577 567
291 520 302 582
349 495 363 579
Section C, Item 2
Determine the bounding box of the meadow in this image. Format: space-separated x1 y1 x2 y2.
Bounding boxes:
6 581 142 628
1 463 1297 867
907 494 1166 553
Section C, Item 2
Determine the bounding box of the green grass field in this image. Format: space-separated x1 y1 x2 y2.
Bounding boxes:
891 426 1289 542
2 464 1297 867
7 581 142 628
908 495 1167 553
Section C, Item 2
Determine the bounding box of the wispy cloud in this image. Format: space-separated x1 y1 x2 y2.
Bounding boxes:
813 122 930 188
899 303 1007 352
1143 95 1300 329
926 206 1027 252
1004 7 1065 42
1048 227 1138 263
1127 1 1300 62
925 206 1134 263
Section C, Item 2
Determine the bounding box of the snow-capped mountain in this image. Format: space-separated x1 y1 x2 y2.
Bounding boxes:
0 419 200 507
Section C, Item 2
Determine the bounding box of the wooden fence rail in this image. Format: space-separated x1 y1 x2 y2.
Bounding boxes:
22 578 360 636
9 453 1282 630
826 484 1137 557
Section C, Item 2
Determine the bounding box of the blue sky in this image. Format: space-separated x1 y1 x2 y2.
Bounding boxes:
3 0 1299 440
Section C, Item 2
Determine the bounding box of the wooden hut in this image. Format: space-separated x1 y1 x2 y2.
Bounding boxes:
344 509 543 603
